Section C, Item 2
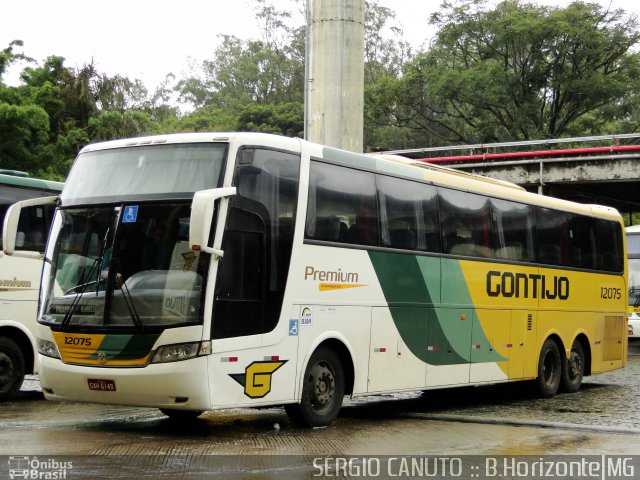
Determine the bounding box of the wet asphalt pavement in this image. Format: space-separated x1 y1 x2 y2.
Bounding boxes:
1 341 639 478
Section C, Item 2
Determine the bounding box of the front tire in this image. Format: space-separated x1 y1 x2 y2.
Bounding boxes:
561 340 585 393
0 337 26 402
535 338 562 398
285 347 344 427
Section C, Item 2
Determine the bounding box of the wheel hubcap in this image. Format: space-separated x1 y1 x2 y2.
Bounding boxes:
310 362 335 409
568 350 582 379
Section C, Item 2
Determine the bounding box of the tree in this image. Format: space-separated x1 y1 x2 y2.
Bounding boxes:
177 0 305 111
0 102 50 173
375 0 640 146
89 110 160 142
236 102 304 137
363 1 419 150
176 0 413 145
0 43 171 178
0 40 32 81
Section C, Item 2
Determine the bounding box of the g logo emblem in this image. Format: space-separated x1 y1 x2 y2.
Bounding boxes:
230 360 287 398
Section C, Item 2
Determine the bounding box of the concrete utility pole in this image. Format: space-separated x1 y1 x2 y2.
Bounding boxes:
304 0 365 153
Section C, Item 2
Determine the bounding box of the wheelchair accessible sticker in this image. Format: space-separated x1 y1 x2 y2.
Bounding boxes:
122 205 139 223
289 319 298 336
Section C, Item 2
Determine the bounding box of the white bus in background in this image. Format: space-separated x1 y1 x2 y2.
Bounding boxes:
626 225 640 338
0 170 62 400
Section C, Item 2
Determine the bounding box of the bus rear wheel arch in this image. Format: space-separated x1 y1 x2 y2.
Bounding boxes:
535 337 562 398
285 346 346 428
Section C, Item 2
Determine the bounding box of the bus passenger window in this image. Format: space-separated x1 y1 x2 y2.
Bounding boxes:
597 219 623 272
306 161 378 247
377 175 440 253
439 187 492 258
536 207 569 266
567 216 597 269
490 198 535 262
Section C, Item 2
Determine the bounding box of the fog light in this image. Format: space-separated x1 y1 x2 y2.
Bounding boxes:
151 341 211 364
38 338 60 359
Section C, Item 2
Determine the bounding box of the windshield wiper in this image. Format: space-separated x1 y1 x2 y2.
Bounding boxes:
95 226 111 294
118 279 143 329
60 256 100 329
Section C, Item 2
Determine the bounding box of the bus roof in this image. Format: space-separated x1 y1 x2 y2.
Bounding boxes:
76 132 621 222
368 153 526 191
0 172 63 192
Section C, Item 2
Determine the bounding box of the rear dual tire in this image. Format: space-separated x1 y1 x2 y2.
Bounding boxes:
535 337 585 397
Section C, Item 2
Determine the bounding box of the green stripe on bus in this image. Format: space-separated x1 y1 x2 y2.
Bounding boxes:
369 251 504 365
89 333 160 361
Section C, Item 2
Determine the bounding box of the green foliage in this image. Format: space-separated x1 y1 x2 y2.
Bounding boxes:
237 102 303 137
0 51 169 179
0 40 32 80
0 102 50 172
164 106 239 133
380 0 640 145
88 110 161 142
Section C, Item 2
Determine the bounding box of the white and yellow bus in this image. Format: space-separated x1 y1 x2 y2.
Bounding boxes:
9 133 626 426
0 170 62 400
625 225 640 338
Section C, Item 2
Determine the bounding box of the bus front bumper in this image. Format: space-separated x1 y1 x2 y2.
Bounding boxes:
38 354 211 410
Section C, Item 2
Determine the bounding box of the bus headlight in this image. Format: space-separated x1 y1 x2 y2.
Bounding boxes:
151 341 211 364
38 339 60 359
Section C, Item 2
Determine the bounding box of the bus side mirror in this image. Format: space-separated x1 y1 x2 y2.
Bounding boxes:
189 187 236 258
2 196 57 258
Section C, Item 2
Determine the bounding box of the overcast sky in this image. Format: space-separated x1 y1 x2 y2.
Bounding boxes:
1 0 638 89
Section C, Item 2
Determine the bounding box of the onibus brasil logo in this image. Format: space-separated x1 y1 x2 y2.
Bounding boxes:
8 456 73 479
230 360 287 398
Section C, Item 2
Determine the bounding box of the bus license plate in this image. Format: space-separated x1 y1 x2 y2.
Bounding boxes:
88 379 116 392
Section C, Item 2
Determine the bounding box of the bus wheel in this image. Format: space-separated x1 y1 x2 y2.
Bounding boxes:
0 337 25 402
535 338 562 398
159 408 204 420
561 340 585 393
285 347 345 428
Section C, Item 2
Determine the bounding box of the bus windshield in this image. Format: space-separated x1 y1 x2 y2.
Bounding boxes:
628 231 640 307
39 142 227 330
61 143 226 204
41 202 209 329
630 258 640 306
